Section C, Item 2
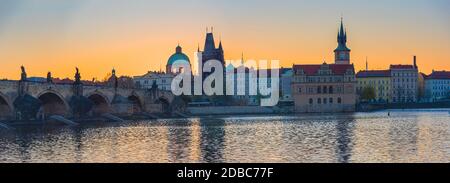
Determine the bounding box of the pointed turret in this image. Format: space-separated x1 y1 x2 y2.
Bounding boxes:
204 32 216 52
334 17 351 64
218 41 223 51
241 52 244 65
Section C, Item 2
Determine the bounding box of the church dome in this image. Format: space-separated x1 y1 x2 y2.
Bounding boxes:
167 45 190 66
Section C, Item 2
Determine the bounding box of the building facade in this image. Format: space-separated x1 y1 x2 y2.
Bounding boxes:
292 18 356 113
133 71 174 91
356 70 391 103
390 56 419 103
292 63 356 112
424 70 450 101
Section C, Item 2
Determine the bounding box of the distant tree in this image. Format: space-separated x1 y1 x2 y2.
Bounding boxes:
361 86 376 102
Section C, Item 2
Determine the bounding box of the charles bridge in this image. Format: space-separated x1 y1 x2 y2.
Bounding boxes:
0 69 177 121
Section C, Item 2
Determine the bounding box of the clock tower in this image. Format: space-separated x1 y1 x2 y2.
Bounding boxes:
334 18 351 64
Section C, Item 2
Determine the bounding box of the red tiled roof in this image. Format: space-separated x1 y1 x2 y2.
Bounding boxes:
356 70 390 78
390 65 415 69
293 64 354 75
425 71 450 79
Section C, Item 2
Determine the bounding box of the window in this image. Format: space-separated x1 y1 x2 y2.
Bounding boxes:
298 87 302 93
329 86 333 94
317 86 322 94
329 98 333 104
309 98 313 104
338 97 342 104
323 98 327 104
318 98 321 104
323 86 327 94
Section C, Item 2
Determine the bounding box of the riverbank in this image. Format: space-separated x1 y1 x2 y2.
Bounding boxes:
356 101 450 112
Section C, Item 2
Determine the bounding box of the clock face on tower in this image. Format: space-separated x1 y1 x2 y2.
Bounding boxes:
339 52 347 60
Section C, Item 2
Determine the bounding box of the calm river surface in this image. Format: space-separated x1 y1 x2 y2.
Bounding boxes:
1 109 450 163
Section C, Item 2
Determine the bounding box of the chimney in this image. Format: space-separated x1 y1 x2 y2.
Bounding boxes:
413 55 417 68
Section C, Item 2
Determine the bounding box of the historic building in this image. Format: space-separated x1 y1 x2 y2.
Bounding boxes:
356 70 391 103
390 56 419 103
423 70 450 101
198 28 225 79
292 19 356 113
133 71 174 91
166 45 191 74
134 44 192 91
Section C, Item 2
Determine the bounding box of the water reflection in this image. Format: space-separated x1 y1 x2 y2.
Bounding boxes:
199 118 225 163
0 110 449 163
335 116 355 163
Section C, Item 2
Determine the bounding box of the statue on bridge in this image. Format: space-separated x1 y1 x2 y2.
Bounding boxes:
47 72 53 83
20 66 27 81
74 67 81 85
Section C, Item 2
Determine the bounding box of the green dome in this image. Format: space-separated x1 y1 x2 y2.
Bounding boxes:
167 45 190 65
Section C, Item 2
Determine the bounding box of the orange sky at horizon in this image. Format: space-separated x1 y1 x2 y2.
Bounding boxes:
0 0 449 80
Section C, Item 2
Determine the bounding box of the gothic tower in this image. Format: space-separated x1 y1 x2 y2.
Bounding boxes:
200 28 225 79
334 18 351 64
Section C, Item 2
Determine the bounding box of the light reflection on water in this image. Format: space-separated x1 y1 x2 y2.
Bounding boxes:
0 110 449 163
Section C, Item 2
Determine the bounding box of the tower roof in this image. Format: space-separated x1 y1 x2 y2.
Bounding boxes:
204 32 216 52
335 18 351 52
167 45 190 65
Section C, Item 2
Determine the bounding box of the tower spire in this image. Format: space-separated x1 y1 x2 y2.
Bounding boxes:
334 16 351 64
366 57 368 71
241 52 244 65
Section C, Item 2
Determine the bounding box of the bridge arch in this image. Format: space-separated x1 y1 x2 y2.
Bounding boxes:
86 92 111 116
0 92 13 120
128 94 143 114
36 90 70 117
155 96 170 114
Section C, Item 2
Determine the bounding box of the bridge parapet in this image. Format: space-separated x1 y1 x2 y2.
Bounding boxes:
0 80 177 120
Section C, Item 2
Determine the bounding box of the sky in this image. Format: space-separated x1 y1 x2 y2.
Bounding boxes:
0 0 449 80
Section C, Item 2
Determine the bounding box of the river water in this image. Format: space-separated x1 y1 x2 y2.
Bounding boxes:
1 109 449 163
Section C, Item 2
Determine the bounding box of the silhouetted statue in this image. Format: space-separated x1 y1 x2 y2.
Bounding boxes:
74 67 81 84
112 68 118 89
20 66 27 81
151 80 158 90
47 72 53 83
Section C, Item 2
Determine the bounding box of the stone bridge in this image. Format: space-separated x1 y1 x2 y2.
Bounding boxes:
0 80 177 120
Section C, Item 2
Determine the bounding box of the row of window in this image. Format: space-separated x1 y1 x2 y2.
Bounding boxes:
357 87 389 91
393 90 416 95
298 86 343 94
392 73 417 77
431 86 450 90
393 85 417 89
295 76 355 83
139 79 168 85
309 97 342 104
358 80 389 85
430 80 450 84
431 92 450 96
392 78 417 83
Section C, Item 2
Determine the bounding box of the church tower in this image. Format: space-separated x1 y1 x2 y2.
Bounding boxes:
199 27 225 79
334 18 351 64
